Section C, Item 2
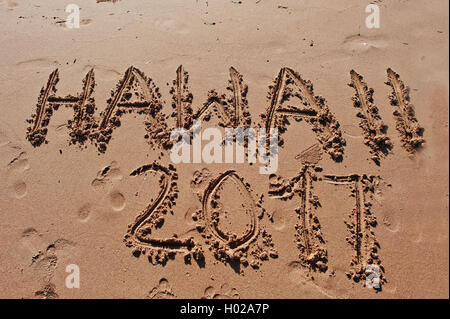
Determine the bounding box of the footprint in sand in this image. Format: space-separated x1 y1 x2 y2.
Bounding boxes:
34 283 59 299
8 152 29 172
202 283 240 299
190 168 211 190
2 1 18 10
8 1 17 7
6 152 30 199
13 228 46 266
0 129 10 147
12 181 27 199
77 204 92 222
270 209 286 231
147 278 176 299
110 191 125 211
152 17 190 35
295 143 323 165
91 162 125 211
382 214 400 233
32 239 75 298
15 228 76 298
0 120 23 153
16 58 59 70
91 161 122 187
287 262 346 298
342 124 363 138
342 34 388 54
82 65 121 81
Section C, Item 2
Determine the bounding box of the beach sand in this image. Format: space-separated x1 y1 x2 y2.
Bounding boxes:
0 0 448 298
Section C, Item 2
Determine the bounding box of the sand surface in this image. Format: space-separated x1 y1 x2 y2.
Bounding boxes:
0 0 448 298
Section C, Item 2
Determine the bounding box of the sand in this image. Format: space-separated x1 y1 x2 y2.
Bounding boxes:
0 0 448 299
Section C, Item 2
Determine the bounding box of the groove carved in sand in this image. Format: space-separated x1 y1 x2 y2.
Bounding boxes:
386 68 424 153
26 69 97 147
26 66 426 162
24 66 398 282
27 69 59 146
124 162 203 264
194 90 230 125
324 174 385 288
26 66 254 151
262 67 346 161
191 170 277 269
193 67 250 129
269 166 328 272
227 67 251 128
171 65 194 129
26 66 171 152
96 66 170 152
349 70 392 164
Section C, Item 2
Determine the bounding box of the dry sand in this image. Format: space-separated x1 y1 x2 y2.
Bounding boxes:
0 0 448 298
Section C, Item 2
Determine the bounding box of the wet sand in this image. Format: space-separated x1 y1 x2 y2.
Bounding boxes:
0 0 448 298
